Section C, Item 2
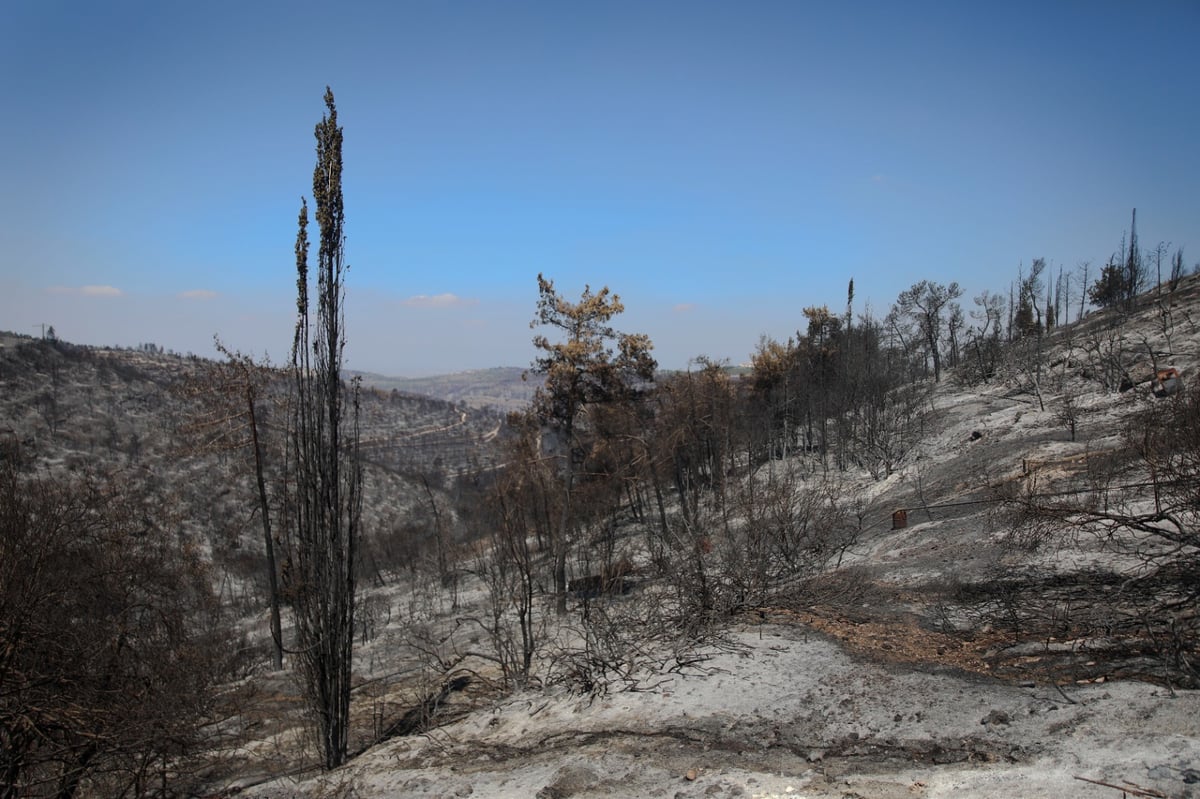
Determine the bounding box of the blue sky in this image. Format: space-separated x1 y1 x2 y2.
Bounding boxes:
2 1 1197 376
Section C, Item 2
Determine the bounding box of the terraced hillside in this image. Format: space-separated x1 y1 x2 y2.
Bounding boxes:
0 337 504 608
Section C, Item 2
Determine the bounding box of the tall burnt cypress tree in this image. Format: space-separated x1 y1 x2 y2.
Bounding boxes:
288 87 362 770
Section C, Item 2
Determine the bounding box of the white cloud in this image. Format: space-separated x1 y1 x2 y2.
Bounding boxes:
400 293 478 309
178 289 219 300
47 285 123 297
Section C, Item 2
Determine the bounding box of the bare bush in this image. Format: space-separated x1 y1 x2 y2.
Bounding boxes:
645 463 857 641
853 383 930 479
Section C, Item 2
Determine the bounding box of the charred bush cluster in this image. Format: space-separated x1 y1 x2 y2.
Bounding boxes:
999 380 1200 686
0 465 233 798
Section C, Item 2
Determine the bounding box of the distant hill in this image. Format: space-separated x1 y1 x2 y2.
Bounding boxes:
0 336 506 559
350 366 536 413
355 365 757 412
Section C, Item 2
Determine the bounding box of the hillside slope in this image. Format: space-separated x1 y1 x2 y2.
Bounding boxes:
238 280 1200 799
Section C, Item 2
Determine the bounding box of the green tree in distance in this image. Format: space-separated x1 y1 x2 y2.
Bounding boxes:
1088 257 1129 309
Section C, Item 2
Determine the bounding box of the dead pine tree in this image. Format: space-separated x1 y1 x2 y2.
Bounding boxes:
286 87 363 771
528 274 656 614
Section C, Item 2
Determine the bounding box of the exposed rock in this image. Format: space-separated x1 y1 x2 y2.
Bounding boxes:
981 709 1011 726
537 765 601 799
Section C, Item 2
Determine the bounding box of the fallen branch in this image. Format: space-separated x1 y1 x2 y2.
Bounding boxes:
1054 683 1079 705
1073 774 1168 797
